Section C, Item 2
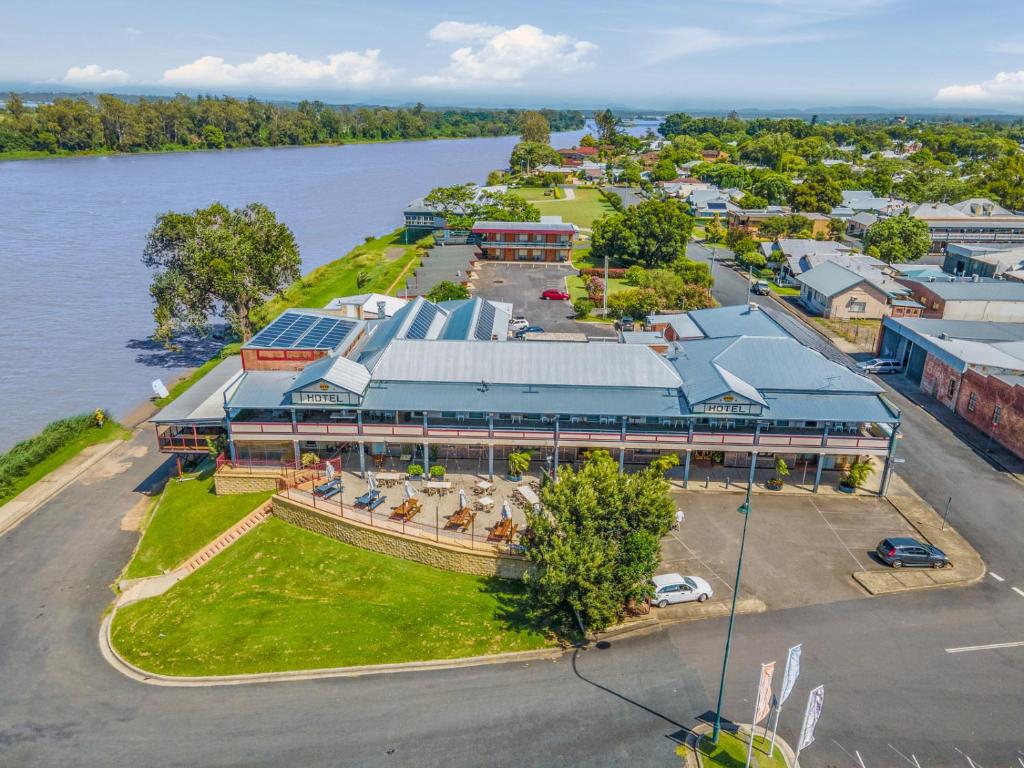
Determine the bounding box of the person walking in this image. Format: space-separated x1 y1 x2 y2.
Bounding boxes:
673 509 684 530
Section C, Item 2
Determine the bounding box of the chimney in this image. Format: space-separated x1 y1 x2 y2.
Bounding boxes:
376 300 387 318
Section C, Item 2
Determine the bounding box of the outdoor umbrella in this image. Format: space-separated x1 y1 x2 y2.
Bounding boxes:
367 473 378 494
404 480 416 500
458 489 468 510
501 499 512 520
325 462 335 481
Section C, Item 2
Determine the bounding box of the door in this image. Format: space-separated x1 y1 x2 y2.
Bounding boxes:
908 546 930 565
906 343 927 384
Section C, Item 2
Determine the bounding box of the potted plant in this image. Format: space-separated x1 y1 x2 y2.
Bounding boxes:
507 450 531 482
429 464 446 480
301 452 320 468
407 463 424 480
839 458 873 493
766 457 789 490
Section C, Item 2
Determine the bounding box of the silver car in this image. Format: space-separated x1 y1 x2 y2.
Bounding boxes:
651 573 713 607
856 358 902 374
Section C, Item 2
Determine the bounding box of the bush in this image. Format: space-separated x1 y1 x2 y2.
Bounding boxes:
406 463 424 477
579 267 627 279
840 459 873 489
508 451 532 478
624 265 647 285
300 452 320 467
429 464 446 478
0 412 108 498
573 297 595 317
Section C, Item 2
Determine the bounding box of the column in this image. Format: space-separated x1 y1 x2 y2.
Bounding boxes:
878 423 900 497
488 414 495 481
225 408 237 464
553 417 560 483
357 411 365 478
423 413 430 471
292 441 301 470
747 451 758 490
619 417 627 473
813 452 824 493
683 450 692 488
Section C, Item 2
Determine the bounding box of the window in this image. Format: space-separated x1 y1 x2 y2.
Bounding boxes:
993 406 1002 425
947 379 956 398
848 300 867 314
967 392 977 412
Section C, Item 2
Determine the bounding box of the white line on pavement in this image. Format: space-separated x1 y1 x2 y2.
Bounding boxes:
945 641 1024 654
989 572 1005 582
1013 587 1024 598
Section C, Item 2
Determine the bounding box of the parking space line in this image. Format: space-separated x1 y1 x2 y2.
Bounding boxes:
665 531 734 594
810 499 868 569
945 640 1024 654
990 572 1005 582
1013 587 1024 598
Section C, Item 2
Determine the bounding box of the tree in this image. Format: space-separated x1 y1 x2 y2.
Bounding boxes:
579 133 598 148
651 157 678 182
485 170 508 186
594 109 621 144
572 296 595 318
518 111 551 144
790 168 842 213
425 281 470 302
758 214 812 240
828 217 847 241
750 170 793 204
984 152 1024 211
607 288 662 319
143 202 301 341
423 183 479 228
509 141 561 173
590 199 694 268
704 215 726 243
522 451 676 632
737 194 769 209
863 213 931 264
475 191 540 223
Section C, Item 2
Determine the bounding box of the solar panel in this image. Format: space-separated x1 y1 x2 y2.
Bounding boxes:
246 311 357 350
474 301 496 340
406 303 439 339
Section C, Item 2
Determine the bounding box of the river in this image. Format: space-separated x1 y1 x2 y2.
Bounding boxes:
0 121 658 449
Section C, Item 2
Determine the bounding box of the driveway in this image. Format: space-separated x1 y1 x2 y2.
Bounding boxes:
472 261 617 337
659 491 917 611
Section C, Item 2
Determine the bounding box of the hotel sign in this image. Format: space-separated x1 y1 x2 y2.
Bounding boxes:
692 393 762 415
291 381 362 406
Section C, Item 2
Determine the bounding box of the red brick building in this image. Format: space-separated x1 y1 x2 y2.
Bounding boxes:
471 219 578 262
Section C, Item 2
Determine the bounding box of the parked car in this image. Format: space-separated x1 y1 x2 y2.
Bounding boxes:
752 280 771 296
856 358 902 374
514 325 545 339
875 537 949 568
541 289 571 301
651 573 713 607
615 315 636 332
509 318 530 332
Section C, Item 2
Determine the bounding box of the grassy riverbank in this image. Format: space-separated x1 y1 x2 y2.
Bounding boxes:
112 517 551 675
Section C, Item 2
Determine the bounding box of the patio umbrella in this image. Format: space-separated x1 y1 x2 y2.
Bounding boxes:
367 473 378 494
458 489 467 510
501 499 512 520
325 462 335 481
404 480 416 500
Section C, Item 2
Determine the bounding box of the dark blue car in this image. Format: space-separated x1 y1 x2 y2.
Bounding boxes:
514 326 544 339
876 537 949 568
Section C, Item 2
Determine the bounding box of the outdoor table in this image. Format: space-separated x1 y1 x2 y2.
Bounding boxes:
516 485 540 507
473 479 495 494
425 480 452 495
475 495 494 510
375 472 402 487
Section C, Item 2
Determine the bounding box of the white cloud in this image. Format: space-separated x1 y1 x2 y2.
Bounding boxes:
427 21 503 43
62 64 131 85
936 71 1024 103
160 50 394 89
122 26 143 36
647 26 816 62
416 23 596 88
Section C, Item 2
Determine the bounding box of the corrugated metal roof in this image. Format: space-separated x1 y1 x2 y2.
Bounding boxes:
905 279 1024 301
472 220 575 232
226 370 296 410
687 304 788 339
287 354 371 395
151 356 242 424
372 339 682 389
649 313 704 339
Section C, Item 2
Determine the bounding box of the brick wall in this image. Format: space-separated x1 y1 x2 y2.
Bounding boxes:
956 369 1024 460
271 496 530 579
214 473 283 495
920 353 963 410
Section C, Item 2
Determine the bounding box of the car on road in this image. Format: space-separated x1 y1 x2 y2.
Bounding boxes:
875 537 949 568
752 280 771 296
856 358 902 374
541 289 571 301
509 318 530 332
615 316 636 332
514 325 545 339
650 573 713 607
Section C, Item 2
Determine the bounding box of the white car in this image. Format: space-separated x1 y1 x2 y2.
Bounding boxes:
651 573 713 608
509 318 530 332
855 358 902 374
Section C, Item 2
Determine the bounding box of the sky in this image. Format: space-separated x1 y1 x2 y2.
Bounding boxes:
4 0 1024 111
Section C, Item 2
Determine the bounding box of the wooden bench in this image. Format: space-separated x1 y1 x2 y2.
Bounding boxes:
390 498 421 521
446 507 476 532
487 518 518 542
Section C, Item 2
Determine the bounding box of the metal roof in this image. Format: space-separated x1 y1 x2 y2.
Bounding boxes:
371 339 683 389
649 313 704 339
472 220 575 233
151 356 242 424
226 370 296 410
903 279 1024 302
882 317 1024 372
686 304 788 339
797 261 908 299
286 354 371 395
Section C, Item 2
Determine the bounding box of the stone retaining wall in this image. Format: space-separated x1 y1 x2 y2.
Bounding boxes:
271 496 529 579
214 472 282 495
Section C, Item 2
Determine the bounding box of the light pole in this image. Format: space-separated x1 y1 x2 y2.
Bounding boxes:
603 251 609 316
711 485 754 745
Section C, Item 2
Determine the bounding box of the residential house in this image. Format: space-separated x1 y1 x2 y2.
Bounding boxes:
761 239 872 286
701 149 728 162
846 211 878 239
894 277 1024 322
403 185 507 232
557 146 599 162
727 209 831 238
797 261 919 320
691 189 739 219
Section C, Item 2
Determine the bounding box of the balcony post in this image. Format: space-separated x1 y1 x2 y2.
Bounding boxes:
754 422 762 446
878 423 899 497
488 414 495 481
688 419 694 443
619 417 626 473
683 450 692 488
813 452 825 492
225 410 237 465
292 441 301 470
747 451 758 490
553 417 560 483
291 409 297 433
820 421 830 448
357 412 365 478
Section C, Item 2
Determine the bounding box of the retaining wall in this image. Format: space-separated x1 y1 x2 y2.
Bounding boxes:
270 496 530 579
214 472 282 495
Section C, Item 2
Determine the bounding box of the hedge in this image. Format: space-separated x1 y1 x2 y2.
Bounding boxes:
0 412 107 498
579 267 628 279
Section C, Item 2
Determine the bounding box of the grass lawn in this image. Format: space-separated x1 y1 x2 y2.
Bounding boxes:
0 420 131 508
692 731 787 768
566 274 629 301
768 283 801 297
512 187 616 230
122 463 273 580
111 517 552 675
570 247 630 271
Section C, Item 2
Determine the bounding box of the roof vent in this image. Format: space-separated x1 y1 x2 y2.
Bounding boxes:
376 300 387 318
928 276 935 282
939 332 950 340
747 302 759 313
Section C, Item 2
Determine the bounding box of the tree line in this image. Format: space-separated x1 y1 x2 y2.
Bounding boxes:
0 93 584 155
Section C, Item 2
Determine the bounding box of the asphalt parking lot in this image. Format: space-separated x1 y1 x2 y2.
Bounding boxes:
472 261 617 337
659 491 919 611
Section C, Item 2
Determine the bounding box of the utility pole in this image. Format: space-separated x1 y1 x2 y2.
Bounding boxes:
603 251 609 316
746 261 754 305
711 486 754 744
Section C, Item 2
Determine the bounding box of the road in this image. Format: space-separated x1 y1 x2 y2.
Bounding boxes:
1 254 1023 766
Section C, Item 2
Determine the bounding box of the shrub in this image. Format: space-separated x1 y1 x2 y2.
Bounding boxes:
573 297 595 317
300 452 320 467
406 463 424 477
0 412 109 498
508 451 532 477
624 265 647 285
840 459 873 489
429 464 446 478
579 267 627 279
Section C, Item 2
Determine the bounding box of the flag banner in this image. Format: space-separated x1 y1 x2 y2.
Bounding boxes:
798 685 825 750
779 644 802 705
754 661 776 725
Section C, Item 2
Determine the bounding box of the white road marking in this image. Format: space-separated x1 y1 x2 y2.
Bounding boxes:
989 572 1005 582
945 640 1024 654
1013 587 1024 598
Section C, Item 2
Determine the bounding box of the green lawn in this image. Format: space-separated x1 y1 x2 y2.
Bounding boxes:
0 420 131 508
512 187 616 230
691 731 787 768
566 274 629 301
122 463 273 580
768 283 801 297
112 517 551 675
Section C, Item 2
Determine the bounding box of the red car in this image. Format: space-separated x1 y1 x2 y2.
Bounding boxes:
541 289 571 301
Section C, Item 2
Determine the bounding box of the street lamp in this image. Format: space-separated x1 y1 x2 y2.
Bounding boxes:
711 485 754 745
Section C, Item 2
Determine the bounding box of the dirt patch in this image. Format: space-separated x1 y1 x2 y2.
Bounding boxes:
384 246 406 262
120 496 152 532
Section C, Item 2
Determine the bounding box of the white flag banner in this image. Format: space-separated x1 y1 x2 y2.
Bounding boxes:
779 644 802 705
754 661 776 725
798 685 825 750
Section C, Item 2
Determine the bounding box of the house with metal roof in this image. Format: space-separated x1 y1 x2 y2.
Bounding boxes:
154 300 901 495
796 261 919 320
471 218 577 262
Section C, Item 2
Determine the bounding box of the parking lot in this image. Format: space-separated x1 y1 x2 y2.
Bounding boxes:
659 491 919 611
473 261 617 337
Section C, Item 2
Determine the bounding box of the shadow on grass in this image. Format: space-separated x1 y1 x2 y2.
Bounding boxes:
478 576 567 642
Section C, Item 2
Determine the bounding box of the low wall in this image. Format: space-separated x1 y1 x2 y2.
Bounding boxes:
214 472 282 495
271 496 530 580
